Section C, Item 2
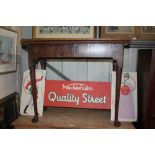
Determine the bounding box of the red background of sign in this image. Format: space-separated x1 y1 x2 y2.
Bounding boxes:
44 80 111 109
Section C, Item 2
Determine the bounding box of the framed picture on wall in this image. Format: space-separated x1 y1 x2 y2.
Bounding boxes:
100 26 138 40
106 26 134 34
32 26 95 39
141 26 155 34
0 27 17 73
138 26 155 40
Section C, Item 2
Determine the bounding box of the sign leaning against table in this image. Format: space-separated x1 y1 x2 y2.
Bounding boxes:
44 80 111 109
20 69 46 116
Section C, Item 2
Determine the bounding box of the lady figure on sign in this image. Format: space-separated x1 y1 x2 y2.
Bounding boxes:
119 73 137 120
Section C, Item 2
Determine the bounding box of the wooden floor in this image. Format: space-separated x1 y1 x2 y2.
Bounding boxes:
12 107 135 129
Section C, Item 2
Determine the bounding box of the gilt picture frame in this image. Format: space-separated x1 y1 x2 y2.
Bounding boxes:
141 26 155 34
100 26 137 40
0 27 17 73
138 26 155 40
32 26 95 39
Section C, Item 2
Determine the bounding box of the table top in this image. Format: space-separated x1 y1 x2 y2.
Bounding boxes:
21 38 131 45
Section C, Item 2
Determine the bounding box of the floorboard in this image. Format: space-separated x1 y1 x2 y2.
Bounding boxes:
12 107 135 129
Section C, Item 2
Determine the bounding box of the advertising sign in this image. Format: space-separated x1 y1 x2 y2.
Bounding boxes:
111 72 137 122
20 69 46 116
44 80 111 109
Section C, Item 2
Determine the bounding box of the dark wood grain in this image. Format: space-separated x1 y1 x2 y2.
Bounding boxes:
136 50 152 128
0 92 18 128
40 59 47 112
145 50 155 128
21 39 125 126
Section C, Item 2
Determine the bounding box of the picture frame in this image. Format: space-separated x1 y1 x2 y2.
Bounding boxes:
100 26 138 40
141 26 155 34
0 27 17 73
138 26 155 40
32 26 95 39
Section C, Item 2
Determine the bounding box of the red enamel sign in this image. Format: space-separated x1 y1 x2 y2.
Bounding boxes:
44 80 111 109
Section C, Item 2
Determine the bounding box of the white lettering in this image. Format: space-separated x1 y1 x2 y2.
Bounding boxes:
48 91 56 102
62 83 93 91
48 91 80 106
48 92 108 106
82 93 106 104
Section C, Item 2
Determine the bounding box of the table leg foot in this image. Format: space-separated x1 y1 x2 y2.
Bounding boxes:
32 116 38 123
114 120 121 127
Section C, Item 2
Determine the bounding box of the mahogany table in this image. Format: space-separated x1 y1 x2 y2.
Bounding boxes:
21 39 127 127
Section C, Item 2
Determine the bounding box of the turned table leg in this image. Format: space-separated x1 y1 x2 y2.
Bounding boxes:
113 60 122 127
29 61 38 123
40 59 46 70
40 59 47 112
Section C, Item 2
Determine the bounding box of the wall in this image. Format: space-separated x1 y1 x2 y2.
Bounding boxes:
21 27 138 87
0 73 17 99
0 26 22 99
